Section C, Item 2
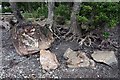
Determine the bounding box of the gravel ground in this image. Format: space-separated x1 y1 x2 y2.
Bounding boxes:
1 29 42 78
0 21 119 79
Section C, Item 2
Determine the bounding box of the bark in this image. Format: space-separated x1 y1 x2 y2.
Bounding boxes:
10 2 24 22
118 23 120 56
70 2 81 37
118 23 120 79
28 2 32 13
47 2 55 32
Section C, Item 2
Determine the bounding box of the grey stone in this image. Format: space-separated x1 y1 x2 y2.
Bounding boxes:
64 48 95 68
0 20 10 30
40 50 60 71
91 51 118 65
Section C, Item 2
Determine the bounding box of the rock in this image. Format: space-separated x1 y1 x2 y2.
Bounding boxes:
22 33 40 54
0 20 10 30
40 50 60 71
91 51 118 65
64 48 95 68
63 48 78 59
39 38 54 50
11 21 54 55
11 23 40 55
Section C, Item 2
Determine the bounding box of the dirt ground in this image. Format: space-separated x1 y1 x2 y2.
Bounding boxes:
0 23 119 79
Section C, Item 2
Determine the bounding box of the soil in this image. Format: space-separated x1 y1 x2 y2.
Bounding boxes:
0 17 119 79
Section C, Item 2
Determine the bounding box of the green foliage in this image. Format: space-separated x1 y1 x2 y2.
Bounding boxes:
17 2 42 12
103 32 110 39
2 2 119 29
109 19 118 28
78 2 119 29
2 2 10 7
36 4 48 18
22 3 48 19
55 4 71 20
2 6 12 13
0 9 1 13
22 12 33 18
77 16 88 23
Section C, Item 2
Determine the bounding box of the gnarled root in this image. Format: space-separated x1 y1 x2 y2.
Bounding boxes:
78 33 98 47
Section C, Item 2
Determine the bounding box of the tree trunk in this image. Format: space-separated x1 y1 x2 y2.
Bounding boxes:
28 2 32 13
10 2 24 22
47 2 55 32
118 23 120 79
70 2 81 37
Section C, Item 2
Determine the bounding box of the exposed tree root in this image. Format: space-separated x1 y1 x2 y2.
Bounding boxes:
53 25 104 47
98 38 118 50
79 33 98 47
53 32 61 39
64 31 99 47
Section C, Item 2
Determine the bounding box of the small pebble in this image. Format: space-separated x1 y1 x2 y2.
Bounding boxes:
72 69 75 71
37 58 39 61
24 75 28 78
49 71 53 74
97 75 100 77
19 70 22 74
56 47 58 50
54 76 58 79
93 67 97 70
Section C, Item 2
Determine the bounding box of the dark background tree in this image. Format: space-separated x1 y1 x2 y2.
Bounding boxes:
70 2 81 37
47 2 55 32
9 2 24 22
